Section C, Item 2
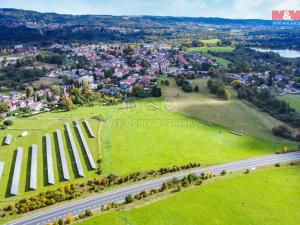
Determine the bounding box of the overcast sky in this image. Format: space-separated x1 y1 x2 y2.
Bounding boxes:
0 0 299 19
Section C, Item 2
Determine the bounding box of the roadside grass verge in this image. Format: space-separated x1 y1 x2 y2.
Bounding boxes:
77 165 300 225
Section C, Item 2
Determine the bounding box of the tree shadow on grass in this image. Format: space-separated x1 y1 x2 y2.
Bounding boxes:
64 129 81 179
72 123 93 172
24 146 32 192
52 131 65 182
5 149 17 198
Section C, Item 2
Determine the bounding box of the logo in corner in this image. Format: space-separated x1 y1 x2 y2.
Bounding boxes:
272 10 300 20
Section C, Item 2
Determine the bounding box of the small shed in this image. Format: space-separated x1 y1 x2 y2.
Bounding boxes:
4 134 12 145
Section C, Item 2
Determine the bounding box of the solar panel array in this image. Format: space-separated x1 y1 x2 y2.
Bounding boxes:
0 161 4 181
30 144 38 190
74 120 96 170
5 134 12 145
84 120 95 138
10 147 23 196
45 134 55 185
4 119 96 192
65 123 85 177
56 129 70 180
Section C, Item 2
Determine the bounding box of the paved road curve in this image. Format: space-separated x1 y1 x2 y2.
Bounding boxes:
8 152 300 225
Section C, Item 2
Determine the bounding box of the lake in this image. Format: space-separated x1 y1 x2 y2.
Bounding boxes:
251 48 300 58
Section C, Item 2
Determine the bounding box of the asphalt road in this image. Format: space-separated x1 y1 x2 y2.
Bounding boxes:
8 152 300 225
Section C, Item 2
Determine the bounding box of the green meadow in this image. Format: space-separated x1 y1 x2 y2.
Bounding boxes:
280 94 300 112
0 92 290 204
100 98 284 176
187 46 234 66
199 39 221 45
187 46 234 53
78 165 300 225
163 78 293 144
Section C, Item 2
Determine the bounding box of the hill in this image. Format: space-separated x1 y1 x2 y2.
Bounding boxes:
162 78 294 143
0 8 275 45
0 8 272 28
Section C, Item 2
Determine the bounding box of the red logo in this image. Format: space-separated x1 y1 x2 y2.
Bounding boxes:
272 10 300 20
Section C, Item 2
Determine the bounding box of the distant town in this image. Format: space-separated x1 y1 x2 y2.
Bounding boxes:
1 6 300 225
1 42 299 116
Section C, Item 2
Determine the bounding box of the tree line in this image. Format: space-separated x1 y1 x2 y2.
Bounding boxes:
237 86 300 140
207 79 231 100
1 162 200 218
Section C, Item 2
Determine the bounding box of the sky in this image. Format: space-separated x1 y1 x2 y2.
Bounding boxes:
0 0 300 19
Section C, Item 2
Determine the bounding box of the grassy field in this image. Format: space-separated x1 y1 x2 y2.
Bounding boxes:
163 78 293 144
199 39 221 46
31 77 62 88
280 94 300 112
187 46 234 66
78 165 300 225
230 29 244 36
99 98 286 176
31 99 287 176
22 62 58 70
0 116 101 204
0 95 290 204
187 47 234 53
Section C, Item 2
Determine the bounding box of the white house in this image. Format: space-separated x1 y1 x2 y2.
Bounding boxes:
28 102 42 111
78 75 94 84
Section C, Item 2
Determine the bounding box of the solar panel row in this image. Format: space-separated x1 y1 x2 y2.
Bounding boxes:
84 120 95 138
65 123 85 177
74 120 97 170
0 161 4 182
45 134 55 185
56 129 70 180
30 144 38 190
10 147 23 196
5 120 95 193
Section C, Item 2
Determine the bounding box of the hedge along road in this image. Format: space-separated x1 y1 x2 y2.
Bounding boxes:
8 151 300 225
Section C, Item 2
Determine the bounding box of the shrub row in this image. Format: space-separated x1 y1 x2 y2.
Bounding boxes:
1 162 200 218
49 171 226 224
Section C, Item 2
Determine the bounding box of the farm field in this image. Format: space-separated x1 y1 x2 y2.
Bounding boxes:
280 94 300 112
26 98 287 176
187 46 234 66
0 97 290 204
31 77 62 88
163 78 293 144
230 29 244 35
199 38 221 45
78 165 300 225
187 46 234 53
22 62 58 70
99 98 286 176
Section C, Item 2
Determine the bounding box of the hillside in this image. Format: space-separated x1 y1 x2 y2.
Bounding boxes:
162 78 294 143
0 8 272 28
0 8 274 46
